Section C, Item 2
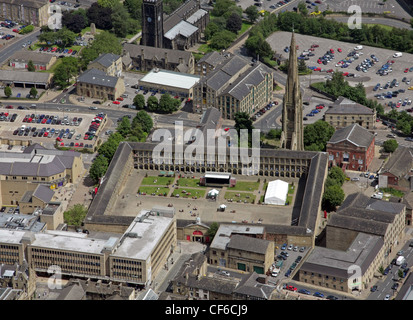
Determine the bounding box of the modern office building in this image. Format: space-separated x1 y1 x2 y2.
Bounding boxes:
0 207 176 287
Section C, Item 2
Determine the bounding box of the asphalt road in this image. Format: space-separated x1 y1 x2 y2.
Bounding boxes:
0 30 41 65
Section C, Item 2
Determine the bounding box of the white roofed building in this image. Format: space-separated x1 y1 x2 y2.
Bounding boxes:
264 180 288 205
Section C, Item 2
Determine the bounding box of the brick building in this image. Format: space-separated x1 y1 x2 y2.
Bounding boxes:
326 123 375 171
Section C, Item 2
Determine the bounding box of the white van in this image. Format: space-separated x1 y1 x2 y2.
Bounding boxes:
393 52 402 58
354 45 363 50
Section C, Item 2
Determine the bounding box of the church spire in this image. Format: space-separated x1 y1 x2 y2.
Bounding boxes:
280 32 304 151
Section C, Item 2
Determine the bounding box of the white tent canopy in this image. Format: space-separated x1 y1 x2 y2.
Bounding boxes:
264 180 289 205
208 189 219 196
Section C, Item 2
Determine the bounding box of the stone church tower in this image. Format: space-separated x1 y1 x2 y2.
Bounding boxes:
141 0 164 48
280 32 304 151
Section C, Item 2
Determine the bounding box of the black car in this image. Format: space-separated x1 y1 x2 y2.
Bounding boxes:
370 285 378 292
391 283 399 290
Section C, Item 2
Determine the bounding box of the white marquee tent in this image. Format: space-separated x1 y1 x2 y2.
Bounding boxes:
264 180 289 205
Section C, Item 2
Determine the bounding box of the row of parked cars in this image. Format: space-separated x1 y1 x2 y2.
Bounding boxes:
251 102 277 121
13 126 77 139
22 114 83 126
39 46 77 56
83 113 105 141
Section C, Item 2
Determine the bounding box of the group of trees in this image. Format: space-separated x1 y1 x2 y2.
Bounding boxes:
89 111 153 183
204 0 245 50
79 31 122 69
53 56 79 88
322 166 346 212
38 27 77 47
313 71 385 115
133 93 181 113
303 120 335 152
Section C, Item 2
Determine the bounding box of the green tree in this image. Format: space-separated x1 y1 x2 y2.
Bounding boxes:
206 222 220 240
322 184 345 212
210 30 237 50
29 87 38 98
328 166 346 186
133 110 153 133
27 60 35 72
204 22 220 40
245 32 273 59
396 119 412 136
53 56 79 88
212 0 236 17
382 139 398 153
97 0 120 8
111 2 131 38
89 154 109 183
147 95 159 112
158 93 180 113
80 31 122 69
133 94 146 110
87 2 113 30
4 86 12 98
98 132 124 160
226 12 242 34
63 204 88 227
19 25 34 34
245 5 259 24
124 0 142 20
117 116 131 137
297 2 308 16
298 59 308 73
303 120 335 151
266 129 282 140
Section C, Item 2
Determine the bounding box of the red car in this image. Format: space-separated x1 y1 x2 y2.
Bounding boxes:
68 49 73 54
44 132 49 137
286 286 297 292
51 47 57 52
404 68 409 73
327 69 333 73
311 44 319 48
117 97 124 101
317 59 322 64
316 105 324 109
56 137 62 141
314 67 321 71
337 48 342 52
330 49 335 54
6 105 13 109
113 100 120 104
224 128 230 132
343 72 349 77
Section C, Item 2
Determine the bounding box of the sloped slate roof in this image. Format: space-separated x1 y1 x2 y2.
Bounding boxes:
77 68 119 88
328 123 374 148
90 53 121 68
164 20 198 40
226 234 271 254
33 184 54 203
381 146 413 177
326 96 375 115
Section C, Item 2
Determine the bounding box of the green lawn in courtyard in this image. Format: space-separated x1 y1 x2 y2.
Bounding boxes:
141 176 175 186
228 181 260 192
224 191 256 204
171 188 206 199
